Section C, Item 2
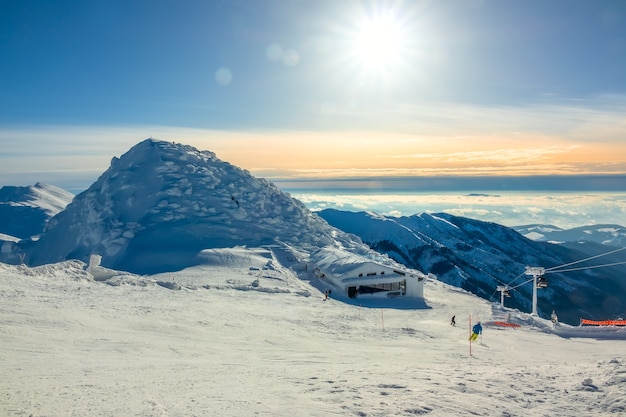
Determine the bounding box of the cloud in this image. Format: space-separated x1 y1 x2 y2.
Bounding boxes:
291 191 626 229
244 95 626 178
0 125 225 188
1 94 625 189
393 146 580 163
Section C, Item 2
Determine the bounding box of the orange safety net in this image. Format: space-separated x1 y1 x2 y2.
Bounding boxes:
580 319 626 326
493 321 521 328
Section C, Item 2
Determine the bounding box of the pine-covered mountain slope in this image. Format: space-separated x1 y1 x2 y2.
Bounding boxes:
317 209 626 325
0 183 74 239
25 139 369 274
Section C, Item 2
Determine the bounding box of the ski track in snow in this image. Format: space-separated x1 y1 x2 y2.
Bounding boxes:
1 261 626 417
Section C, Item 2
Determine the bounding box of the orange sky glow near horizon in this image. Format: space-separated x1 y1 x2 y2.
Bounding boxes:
191 129 626 180
1 117 625 188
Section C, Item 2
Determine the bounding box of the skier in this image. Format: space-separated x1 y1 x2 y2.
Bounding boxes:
450 315 456 326
469 322 482 341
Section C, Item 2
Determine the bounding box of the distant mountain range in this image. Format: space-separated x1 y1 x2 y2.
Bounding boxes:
514 224 626 247
1 139 624 325
317 209 626 325
0 183 73 240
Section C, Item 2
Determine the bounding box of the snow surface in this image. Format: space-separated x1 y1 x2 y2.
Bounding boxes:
522 231 546 241
0 233 20 243
2 254 626 417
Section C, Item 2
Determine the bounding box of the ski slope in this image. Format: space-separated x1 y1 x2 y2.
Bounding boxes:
1 257 625 416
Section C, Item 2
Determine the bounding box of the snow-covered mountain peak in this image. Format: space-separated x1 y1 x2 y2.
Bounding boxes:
26 139 351 273
109 138 218 171
0 183 74 240
0 182 73 215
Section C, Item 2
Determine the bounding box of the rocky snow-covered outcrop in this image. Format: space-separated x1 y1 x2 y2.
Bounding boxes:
26 139 365 274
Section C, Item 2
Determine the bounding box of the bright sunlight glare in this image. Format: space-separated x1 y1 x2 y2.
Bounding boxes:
354 12 407 72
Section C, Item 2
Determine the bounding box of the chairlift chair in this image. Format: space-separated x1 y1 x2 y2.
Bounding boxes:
536 276 548 288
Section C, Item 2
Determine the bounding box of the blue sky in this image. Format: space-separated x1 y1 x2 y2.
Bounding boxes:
1 0 626 192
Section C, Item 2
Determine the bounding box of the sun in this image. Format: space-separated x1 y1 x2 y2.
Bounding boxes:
352 12 408 74
326 3 419 87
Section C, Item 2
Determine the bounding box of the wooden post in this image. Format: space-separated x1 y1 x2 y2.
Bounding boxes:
469 314 472 357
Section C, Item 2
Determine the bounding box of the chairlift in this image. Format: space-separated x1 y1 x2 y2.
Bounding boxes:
536 276 548 288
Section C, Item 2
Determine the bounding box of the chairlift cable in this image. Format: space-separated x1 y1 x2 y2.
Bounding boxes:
504 271 527 288
545 260 626 274
508 278 534 291
544 246 626 272
496 272 530 297
495 246 625 316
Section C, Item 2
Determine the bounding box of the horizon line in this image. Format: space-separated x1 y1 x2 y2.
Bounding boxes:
273 174 626 193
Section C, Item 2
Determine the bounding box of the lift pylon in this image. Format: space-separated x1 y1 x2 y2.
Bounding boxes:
524 266 546 315
496 285 511 307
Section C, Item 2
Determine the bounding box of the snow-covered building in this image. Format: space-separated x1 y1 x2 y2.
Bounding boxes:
311 248 424 300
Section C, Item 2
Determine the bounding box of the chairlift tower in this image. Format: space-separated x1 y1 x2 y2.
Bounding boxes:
525 266 546 316
496 285 511 307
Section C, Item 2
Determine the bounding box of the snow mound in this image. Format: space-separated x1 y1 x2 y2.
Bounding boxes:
198 246 274 269
86 254 135 282
17 260 92 282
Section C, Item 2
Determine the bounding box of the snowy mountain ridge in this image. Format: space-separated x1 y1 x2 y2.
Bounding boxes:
0 182 74 239
317 208 626 325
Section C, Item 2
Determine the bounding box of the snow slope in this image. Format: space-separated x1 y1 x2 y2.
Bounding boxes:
2 258 625 417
